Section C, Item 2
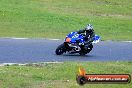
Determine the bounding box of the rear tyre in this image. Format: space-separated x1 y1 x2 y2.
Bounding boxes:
87 44 93 53
55 43 65 55
79 51 86 56
79 44 93 55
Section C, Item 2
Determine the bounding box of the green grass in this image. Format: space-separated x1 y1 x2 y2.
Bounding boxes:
0 0 132 40
0 62 132 88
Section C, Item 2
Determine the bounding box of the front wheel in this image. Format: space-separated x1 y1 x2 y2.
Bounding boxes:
55 43 65 55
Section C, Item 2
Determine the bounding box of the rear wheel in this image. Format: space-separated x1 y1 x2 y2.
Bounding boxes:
79 52 86 56
79 44 93 55
55 43 65 55
87 44 93 53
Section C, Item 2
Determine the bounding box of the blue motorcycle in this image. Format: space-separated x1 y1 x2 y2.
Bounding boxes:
55 32 100 55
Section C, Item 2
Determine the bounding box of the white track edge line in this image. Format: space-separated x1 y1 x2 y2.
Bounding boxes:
1 37 132 42
122 41 132 42
0 62 63 66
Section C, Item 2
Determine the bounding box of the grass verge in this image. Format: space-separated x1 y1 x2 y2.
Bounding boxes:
0 0 132 40
0 61 132 88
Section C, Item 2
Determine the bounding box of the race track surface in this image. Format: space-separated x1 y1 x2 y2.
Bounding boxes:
0 38 132 63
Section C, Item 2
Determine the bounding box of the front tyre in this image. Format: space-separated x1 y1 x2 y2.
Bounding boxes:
55 43 65 55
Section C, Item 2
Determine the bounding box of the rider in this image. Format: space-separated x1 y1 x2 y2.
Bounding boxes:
77 24 95 45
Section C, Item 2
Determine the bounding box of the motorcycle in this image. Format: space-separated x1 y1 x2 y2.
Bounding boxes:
55 32 100 55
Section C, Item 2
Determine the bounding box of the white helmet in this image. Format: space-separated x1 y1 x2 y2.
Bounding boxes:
85 24 93 31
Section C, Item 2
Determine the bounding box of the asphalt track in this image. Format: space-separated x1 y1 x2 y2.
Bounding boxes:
0 38 132 63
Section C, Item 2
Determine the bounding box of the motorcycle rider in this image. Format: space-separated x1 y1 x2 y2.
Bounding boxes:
77 24 95 45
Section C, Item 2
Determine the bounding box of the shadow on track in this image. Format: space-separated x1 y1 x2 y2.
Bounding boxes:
61 54 94 57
